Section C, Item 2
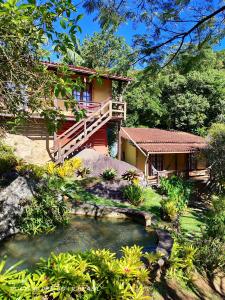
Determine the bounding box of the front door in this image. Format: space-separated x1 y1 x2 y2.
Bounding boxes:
149 154 164 175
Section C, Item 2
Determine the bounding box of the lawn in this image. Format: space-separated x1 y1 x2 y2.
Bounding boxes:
70 180 205 236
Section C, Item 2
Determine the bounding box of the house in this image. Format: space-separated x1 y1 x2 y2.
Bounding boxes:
0 62 131 163
119 127 208 182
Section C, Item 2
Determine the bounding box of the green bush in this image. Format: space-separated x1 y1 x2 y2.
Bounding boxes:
205 195 225 241
0 142 18 175
101 168 117 181
123 184 144 206
160 176 193 221
194 238 225 276
16 163 46 180
0 246 150 299
167 238 197 281
19 177 69 235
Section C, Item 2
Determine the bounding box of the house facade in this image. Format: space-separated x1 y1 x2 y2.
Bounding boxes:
0 62 131 163
119 127 207 182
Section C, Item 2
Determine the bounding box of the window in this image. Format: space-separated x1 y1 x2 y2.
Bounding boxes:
150 154 164 174
73 83 92 102
188 153 197 171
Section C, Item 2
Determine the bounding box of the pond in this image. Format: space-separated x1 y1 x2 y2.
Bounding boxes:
0 216 157 269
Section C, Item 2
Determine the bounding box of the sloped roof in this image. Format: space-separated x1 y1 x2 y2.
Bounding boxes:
121 127 207 154
43 62 132 82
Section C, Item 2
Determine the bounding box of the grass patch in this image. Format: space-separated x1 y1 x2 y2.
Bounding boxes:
180 209 206 235
71 180 206 236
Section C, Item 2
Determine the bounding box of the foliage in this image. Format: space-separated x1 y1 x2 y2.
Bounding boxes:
65 29 134 76
204 195 225 241
82 1 225 66
77 167 91 178
205 123 225 192
46 157 82 178
123 184 144 206
16 163 46 180
124 48 225 134
0 0 83 126
160 176 193 221
101 168 117 181
19 177 70 235
0 246 150 299
122 169 140 183
194 238 225 276
0 142 18 175
167 239 197 281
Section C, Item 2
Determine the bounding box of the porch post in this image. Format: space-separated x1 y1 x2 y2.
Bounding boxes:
118 129 122 160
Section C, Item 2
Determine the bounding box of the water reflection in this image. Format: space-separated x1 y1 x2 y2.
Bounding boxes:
0 216 157 269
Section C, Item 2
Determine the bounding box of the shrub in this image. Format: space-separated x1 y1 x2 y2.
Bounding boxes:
167 239 197 281
205 195 225 241
160 176 193 221
122 169 140 183
194 238 225 276
161 199 178 221
0 142 18 175
101 168 117 181
123 184 144 206
16 163 46 180
45 157 82 178
19 177 69 235
0 246 150 299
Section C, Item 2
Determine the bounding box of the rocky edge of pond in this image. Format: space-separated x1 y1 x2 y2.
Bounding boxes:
0 176 173 259
0 176 35 241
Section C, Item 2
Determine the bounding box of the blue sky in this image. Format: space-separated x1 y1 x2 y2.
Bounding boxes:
76 8 225 51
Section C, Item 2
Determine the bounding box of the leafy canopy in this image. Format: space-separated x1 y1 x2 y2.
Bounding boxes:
0 0 84 127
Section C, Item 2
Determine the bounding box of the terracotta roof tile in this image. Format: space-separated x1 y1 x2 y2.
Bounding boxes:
43 62 132 82
121 127 207 153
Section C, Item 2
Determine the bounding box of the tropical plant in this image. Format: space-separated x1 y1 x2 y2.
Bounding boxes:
122 169 140 183
160 176 193 221
19 177 70 235
167 239 197 281
45 157 82 178
0 246 150 299
122 184 144 206
101 168 117 181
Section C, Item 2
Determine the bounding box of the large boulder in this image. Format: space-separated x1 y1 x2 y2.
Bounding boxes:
0 176 35 241
76 149 143 177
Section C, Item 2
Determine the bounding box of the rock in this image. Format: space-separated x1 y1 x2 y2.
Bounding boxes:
0 176 35 241
71 202 152 227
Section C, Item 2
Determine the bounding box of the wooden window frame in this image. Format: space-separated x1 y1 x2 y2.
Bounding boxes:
73 83 92 102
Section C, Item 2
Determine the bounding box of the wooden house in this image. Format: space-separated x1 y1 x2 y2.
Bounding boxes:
119 127 208 183
0 63 131 163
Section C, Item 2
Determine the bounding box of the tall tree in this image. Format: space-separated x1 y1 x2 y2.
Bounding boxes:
124 48 225 134
81 0 225 66
65 29 134 76
0 0 83 128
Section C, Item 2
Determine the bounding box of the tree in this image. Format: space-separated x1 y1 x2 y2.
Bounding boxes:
124 48 225 134
81 0 225 66
205 123 225 193
0 0 84 129
65 29 134 76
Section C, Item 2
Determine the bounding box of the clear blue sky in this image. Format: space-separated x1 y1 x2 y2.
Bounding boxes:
76 8 225 51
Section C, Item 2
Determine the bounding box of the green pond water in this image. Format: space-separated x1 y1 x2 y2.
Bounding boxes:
0 216 157 269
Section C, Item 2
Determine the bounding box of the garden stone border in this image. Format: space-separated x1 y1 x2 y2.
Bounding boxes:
71 202 173 258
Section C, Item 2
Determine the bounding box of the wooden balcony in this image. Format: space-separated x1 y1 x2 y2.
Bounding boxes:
54 98 126 120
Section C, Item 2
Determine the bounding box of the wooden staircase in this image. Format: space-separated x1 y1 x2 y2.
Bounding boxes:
53 100 126 164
